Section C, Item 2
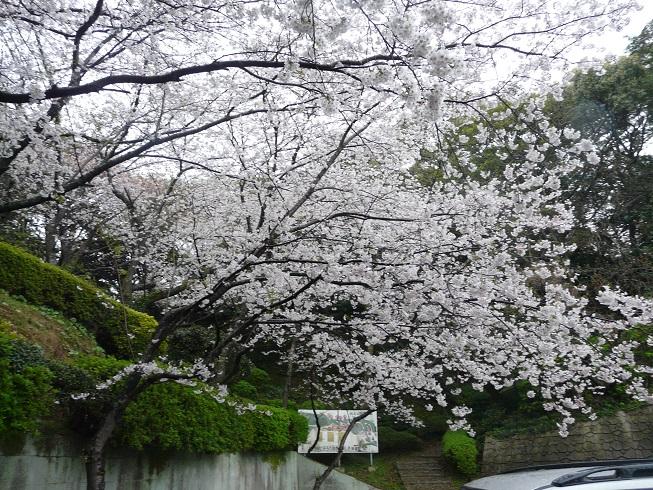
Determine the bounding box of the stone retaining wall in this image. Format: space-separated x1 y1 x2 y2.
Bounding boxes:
482 405 653 475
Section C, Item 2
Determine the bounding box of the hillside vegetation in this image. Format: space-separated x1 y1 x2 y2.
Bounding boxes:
0 242 307 455
0 289 101 360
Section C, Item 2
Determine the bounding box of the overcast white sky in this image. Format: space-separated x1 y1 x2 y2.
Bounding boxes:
593 0 653 55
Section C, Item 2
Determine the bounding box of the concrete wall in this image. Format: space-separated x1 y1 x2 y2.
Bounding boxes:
297 456 379 490
482 405 653 475
0 434 378 490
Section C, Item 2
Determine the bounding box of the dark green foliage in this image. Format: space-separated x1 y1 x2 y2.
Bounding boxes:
484 412 557 440
0 333 54 434
166 324 214 362
8 338 47 370
246 367 271 389
441 430 478 478
231 380 258 399
243 406 291 451
262 398 298 411
118 382 308 453
70 354 129 381
288 410 309 444
413 406 450 435
60 354 131 434
243 366 284 399
378 426 423 452
0 364 53 434
47 360 95 396
56 354 132 437
453 383 559 439
544 22 653 299
0 242 157 358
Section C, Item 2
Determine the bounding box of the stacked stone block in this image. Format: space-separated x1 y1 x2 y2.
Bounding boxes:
482 406 653 475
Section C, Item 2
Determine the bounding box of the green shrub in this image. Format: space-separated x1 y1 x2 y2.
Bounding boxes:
118 382 307 454
244 406 291 451
231 380 258 399
0 242 157 359
442 430 478 477
378 426 423 452
288 410 309 444
8 338 47 371
47 360 95 397
0 334 54 434
247 367 271 388
71 354 130 381
166 324 213 362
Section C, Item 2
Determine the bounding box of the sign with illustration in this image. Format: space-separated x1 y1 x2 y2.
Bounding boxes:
297 409 379 454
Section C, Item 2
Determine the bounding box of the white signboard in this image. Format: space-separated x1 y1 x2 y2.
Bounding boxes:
297 409 378 454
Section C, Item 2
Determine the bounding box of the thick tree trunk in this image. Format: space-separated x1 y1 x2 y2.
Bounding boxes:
83 369 156 490
82 313 198 490
84 407 119 490
118 260 134 306
44 210 61 264
282 338 296 408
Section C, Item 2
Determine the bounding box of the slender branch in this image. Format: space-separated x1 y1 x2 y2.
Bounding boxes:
0 107 271 213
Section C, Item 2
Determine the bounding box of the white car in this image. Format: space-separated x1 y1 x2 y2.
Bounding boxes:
462 460 653 490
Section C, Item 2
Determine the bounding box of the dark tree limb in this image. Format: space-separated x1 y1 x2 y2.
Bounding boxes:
0 55 402 104
312 409 375 490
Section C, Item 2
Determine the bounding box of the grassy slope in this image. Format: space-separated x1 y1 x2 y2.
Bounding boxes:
0 288 101 360
308 452 407 490
340 453 406 490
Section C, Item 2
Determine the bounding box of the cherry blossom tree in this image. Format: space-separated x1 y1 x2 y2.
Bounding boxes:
1 1 652 490
80 100 653 489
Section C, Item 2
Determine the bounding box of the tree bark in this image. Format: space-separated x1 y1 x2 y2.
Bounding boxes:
44 207 64 264
85 407 118 490
282 338 296 408
83 372 152 490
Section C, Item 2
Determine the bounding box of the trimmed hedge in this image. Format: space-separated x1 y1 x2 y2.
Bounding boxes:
442 430 478 477
0 242 157 359
118 382 309 454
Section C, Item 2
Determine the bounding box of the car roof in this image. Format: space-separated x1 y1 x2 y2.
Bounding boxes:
463 460 653 490
464 466 598 490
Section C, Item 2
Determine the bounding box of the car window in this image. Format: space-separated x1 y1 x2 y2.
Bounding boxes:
570 479 653 489
584 469 618 481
